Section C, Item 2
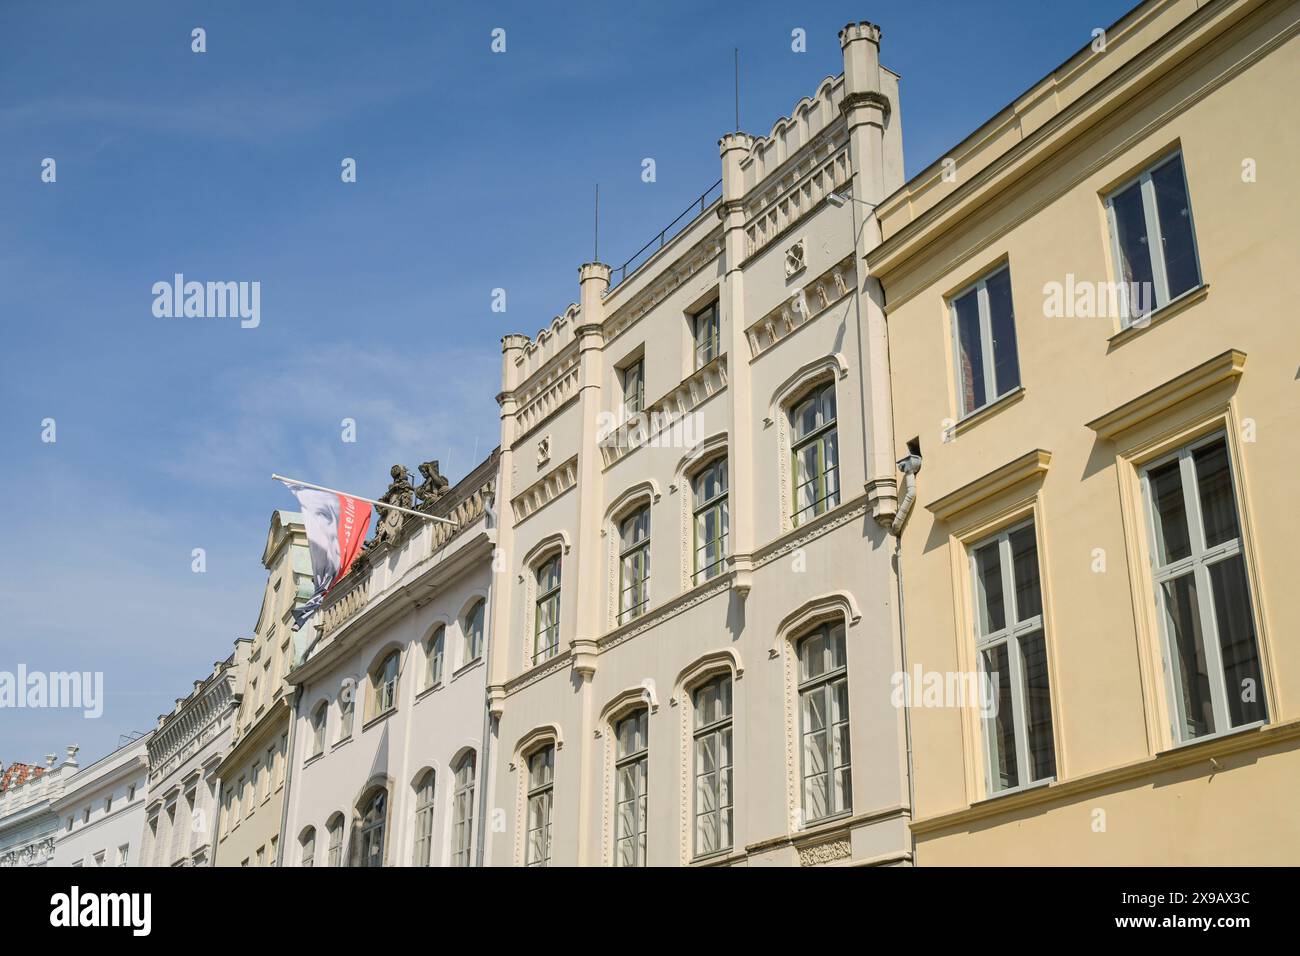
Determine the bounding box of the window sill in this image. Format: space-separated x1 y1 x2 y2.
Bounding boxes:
361 708 397 733
952 386 1025 438
972 775 1054 806
451 658 483 682
1106 283 1209 350
1156 719 1267 757
303 752 324 769
330 735 352 753
414 682 444 704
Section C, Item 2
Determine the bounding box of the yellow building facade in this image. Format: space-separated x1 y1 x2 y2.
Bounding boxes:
870 0 1300 863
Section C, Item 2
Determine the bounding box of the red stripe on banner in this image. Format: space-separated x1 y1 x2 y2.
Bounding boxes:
329 493 373 590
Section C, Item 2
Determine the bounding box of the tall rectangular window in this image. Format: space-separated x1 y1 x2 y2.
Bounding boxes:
971 520 1056 794
1143 434 1265 742
426 626 445 689
692 675 733 857
692 459 729 584
327 817 343 867
1106 151 1201 326
452 754 476 867
526 746 554 867
798 623 851 822
951 265 1020 417
414 770 435 867
692 302 720 369
464 601 485 664
614 709 649 866
618 506 651 623
534 556 562 662
791 382 840 526
621 358 645 417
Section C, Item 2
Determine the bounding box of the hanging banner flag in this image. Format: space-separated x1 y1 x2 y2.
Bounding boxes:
276 479 373 630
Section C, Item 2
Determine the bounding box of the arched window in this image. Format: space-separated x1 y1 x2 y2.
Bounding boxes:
525 745 554 867
357 789 387 868
463 601 485 664
534 556 562 663
790 381 839 526
618 506 651 623
310 702 328 757
614 708 649 866
451 752 476 867
299 826 316 868
413 770 436 867
326 813 344 867
691 458 729 583
338 683 355 741
371 651 400 718
692 675 733 857
425 627 445 690
796 622 851 823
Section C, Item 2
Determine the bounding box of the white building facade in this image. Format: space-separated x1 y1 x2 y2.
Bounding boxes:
143 645 247 867
0 748 79 867
487 22 912 866
281 453 499 867
51 734 151 867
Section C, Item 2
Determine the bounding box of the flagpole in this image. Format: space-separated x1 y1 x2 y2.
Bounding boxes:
271 474 458 526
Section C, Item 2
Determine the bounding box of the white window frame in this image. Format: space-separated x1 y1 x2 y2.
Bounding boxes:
1140 431 1266 744
534 556 562 663
452 753 476 867
692 675 733 858
613 709 649 867
969 518 1057 797
300 828 315 868
525 745 554 867
414 770 436 866
326 815 343 867
372 651 399 716
796 623 852 824
618 505 651 624
426 627 445 689
948 264 1019 418
691 458 729 584
463 601 485 664
310 705 326 757
789 381 840 527
692 301 720 370
1105 150 1203 327
621 358 645 417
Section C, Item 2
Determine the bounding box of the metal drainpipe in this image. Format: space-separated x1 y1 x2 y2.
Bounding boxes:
890 455 921 865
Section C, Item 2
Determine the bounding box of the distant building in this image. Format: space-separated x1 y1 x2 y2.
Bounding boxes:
0 747 79 867
281 453 498 867
51 735 151 867
212 511 312 867
142 644 248 866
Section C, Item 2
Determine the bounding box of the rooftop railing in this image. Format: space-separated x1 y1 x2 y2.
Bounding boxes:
610 179 723 290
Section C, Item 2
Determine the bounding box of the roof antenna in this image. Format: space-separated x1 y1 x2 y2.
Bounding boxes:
734 48 740 130
594 183 600 262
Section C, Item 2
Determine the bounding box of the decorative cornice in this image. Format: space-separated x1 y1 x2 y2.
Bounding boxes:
1086 349 1246 441
511 455 578 526
838 90 890 119
925 450 1052 525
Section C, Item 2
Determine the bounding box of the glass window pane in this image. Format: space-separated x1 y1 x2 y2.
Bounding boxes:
1192 439 1240 549
984 268 1020 397
1150 155 1200 299
974 541 1006 634
1111 179 1156 317
1009 525 1042 622
1019 630 1056 782
1207 555 1265 728
1162 573 1216 739
954 287 986 414
982 644 1019 791
1148 459 1192 564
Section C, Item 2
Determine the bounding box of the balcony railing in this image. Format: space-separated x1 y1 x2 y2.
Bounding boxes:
610 179 723 289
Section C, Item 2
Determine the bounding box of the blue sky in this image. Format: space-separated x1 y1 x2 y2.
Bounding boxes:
0 0 1136 765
